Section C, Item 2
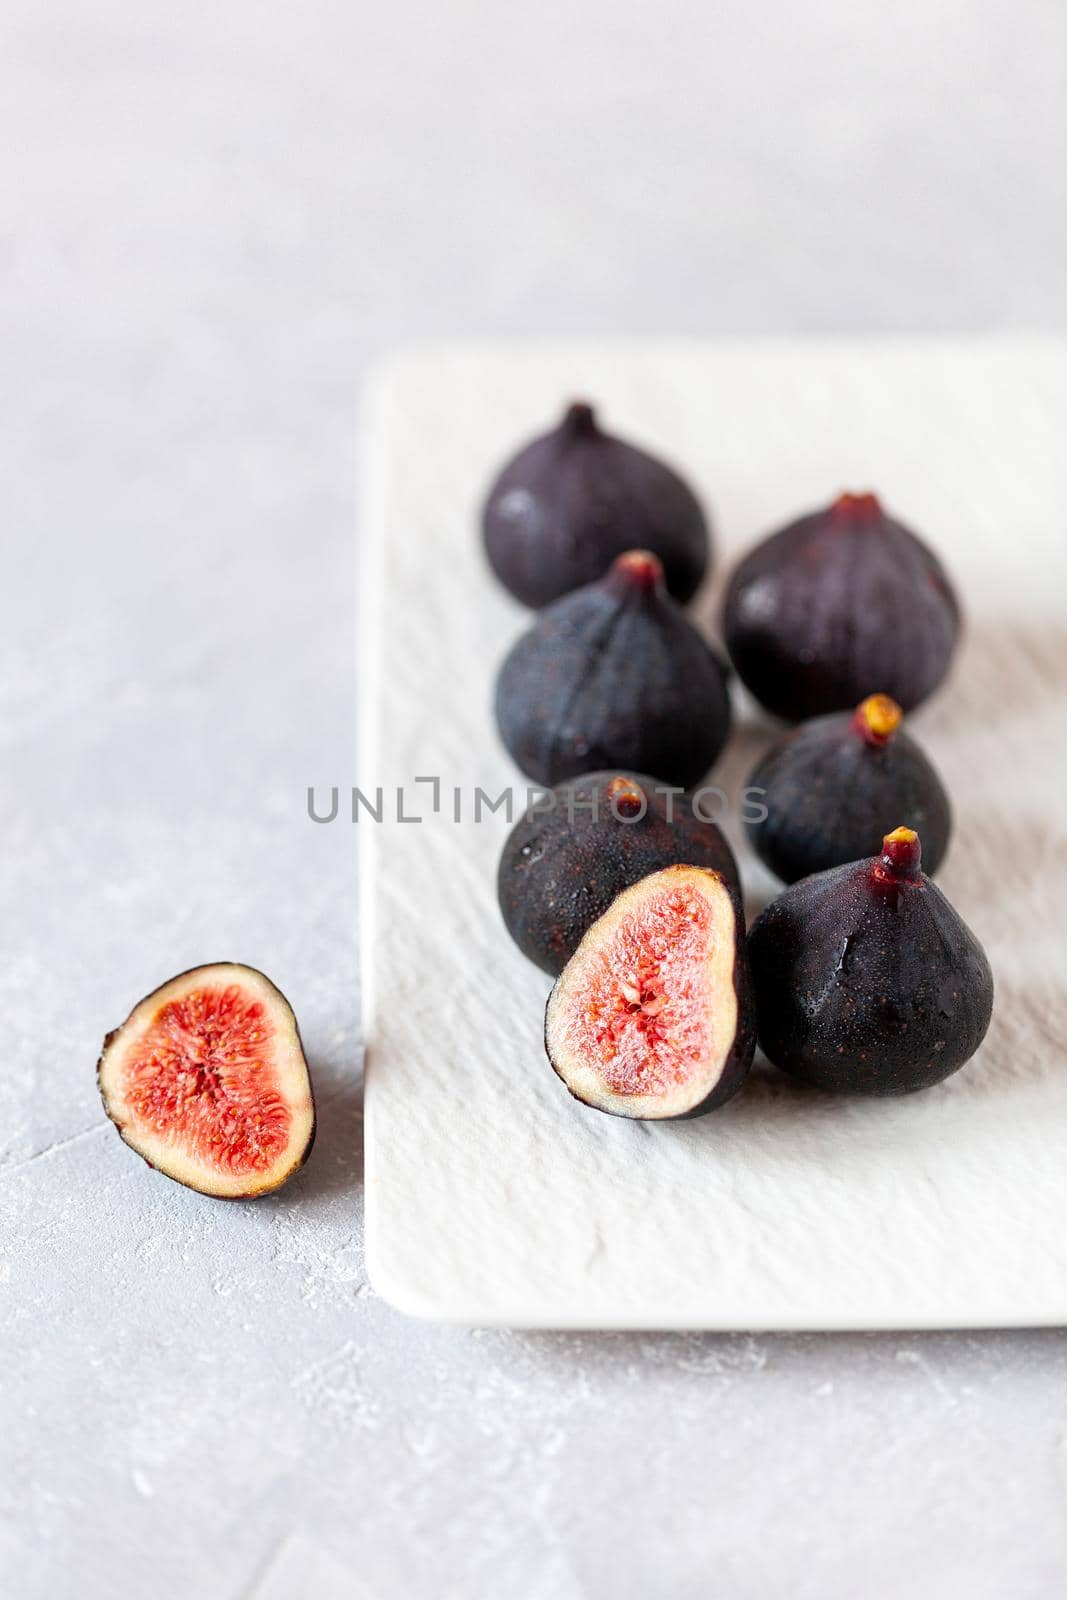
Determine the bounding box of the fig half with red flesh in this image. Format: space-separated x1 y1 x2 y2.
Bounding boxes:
545 866 755 1119
97 963 315 1198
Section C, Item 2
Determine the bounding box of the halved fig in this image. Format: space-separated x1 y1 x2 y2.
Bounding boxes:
97 963 315 1198
545 866 755 1119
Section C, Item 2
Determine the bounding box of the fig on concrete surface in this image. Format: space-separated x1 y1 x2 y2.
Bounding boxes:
498 770 740 977
723 492 961 721
746 693 952 883
483 401 710 608
748 827 993 1095
545 865 755 1120
494 549 733 788
97 963 315 1198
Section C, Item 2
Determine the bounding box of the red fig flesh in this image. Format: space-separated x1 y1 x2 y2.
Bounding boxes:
97 963 315 1198
545 866 755 1119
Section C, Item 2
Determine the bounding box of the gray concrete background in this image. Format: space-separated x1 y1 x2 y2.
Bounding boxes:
1 3 1065 1596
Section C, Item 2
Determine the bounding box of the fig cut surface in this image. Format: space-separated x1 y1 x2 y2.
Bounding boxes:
97 962 315 1198
545 865 755 1120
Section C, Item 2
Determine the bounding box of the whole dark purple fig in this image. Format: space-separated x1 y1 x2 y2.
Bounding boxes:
494 550 733 788
483 402 710 608
499 770 740 976
746 693 952 883
723 492 961 721
748 827 993 1095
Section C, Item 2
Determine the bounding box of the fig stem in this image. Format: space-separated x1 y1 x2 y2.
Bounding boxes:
832 490 883 521
607 549 665 595
878 825 922 879
606 776 646 819
853 693 903 745
562 401 598 438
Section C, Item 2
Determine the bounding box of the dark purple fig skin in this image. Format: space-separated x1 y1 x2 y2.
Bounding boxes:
748 830 993 1095
499 770 741 976
545 866 757 1120
494 550 733 788
746 699 952 884
723 492 961 721
483 402 710 608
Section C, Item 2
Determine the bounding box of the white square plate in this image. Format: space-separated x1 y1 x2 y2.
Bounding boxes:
360 339 1067 1329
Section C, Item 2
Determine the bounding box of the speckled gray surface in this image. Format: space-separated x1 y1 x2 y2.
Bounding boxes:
3 4 1067 1595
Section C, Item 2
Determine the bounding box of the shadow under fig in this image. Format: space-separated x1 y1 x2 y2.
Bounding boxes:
274 1059 365 1208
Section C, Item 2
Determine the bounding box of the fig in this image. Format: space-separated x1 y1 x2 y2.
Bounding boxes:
746 693 952 884
97 963 316 1198
494 549 733 788
499 771 741 976
545 865 755 1119
723 491 961 721
748 827 993 1095
483 401 710 608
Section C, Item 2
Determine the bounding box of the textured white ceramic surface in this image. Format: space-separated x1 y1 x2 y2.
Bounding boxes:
363 339 1067 1329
